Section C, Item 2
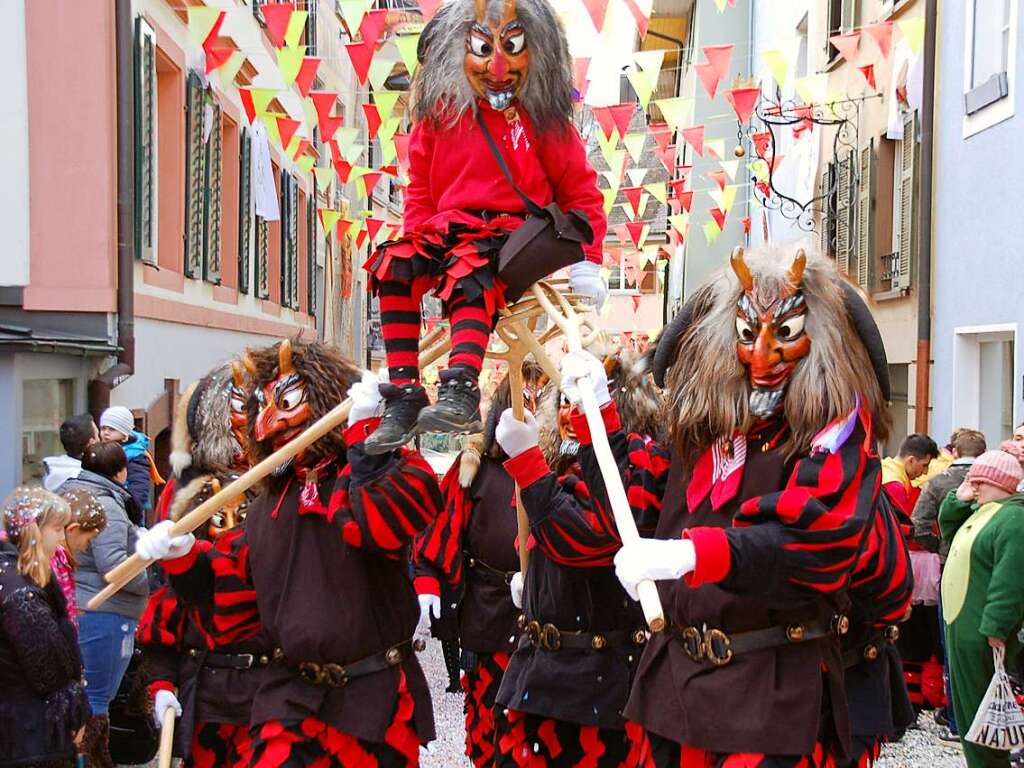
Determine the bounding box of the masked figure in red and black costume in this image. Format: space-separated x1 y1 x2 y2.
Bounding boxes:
136 340 443 767
413 361 544 767
475 349 664 766
362 0 607 455
554 244 897 767
137 362 264 767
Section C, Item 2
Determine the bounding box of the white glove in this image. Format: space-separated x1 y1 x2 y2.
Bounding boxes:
614 538 696 601
559 351 611 407
569 260 607 310
135 520 195 562
347 369 387 425
494 409 539 459
153 689 182 728
415 593 441 638
510 571 524 609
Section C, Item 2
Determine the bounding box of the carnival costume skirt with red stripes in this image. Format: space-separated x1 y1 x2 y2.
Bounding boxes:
463 651 510 768
248 671 421 767
644 732 838 768
364 220 518 318
187 721 254 768
494 708 649 768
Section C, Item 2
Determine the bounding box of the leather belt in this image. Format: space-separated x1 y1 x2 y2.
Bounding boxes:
671 614 849 667
465 552 517 585
185 648 273 671
281 639 426 689
516 615 647 652
466 209 527 223
842 624 901 668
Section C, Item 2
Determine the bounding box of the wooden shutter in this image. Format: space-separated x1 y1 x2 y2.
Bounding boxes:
134 18 157 266
203 103 223 284
306 0 318 56
238 131 252 294
279 174 300 309
856 140 874 290
819 164 832 257
184 73 207 278
835 151 853 273
256 217 270 299
307 194 317 316
895 110 917 290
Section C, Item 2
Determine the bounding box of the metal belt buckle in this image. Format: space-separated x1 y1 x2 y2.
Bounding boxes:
322 663 348 688
236 653 255 670
525 620 541 647
883 624 900 642
681 626 704 662
702 628 733 667
540 623 561 651
299 661 322 685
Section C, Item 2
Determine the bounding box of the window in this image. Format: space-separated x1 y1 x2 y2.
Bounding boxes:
885 110 917 292
256 217 270 299
854 140 874 290
134 18 157 266
826 0 858 61
608 260 657 293
21 379 74 485
280 172 300 309
953 325 1019 446
306 0 319 55
184 74 223 283
964 0 1018 133
238 130 252 294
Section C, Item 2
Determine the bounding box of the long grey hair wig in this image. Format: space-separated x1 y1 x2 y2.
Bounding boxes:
411 0 576 134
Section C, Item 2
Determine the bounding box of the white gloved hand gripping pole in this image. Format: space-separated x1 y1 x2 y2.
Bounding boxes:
531 283 666 633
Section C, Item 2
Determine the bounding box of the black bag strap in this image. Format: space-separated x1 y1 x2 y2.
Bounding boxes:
475 111 547 218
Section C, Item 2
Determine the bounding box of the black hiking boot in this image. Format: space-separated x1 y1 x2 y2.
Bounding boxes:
363 382 429 455
416 369 483 435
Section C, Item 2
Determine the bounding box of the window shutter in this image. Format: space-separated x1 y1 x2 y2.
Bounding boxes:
184 73 207 278
134 18 157 266
856 140 874 290
203 103 223 284
306 0 318 56
835 152 853 274
256 217 270 299
819 164 832 257
896 110 917 290
307 194 317 316
238 130 252 294
279 174 300 310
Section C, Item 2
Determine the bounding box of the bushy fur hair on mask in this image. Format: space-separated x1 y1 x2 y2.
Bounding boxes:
411 0 575 134
171 365 242 478
664 243 891 467
243 340 362 474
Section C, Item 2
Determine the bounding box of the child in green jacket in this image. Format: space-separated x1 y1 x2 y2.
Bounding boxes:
940 449 1024 768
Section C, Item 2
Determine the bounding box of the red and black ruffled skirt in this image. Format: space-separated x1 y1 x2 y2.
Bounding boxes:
363 218 521 319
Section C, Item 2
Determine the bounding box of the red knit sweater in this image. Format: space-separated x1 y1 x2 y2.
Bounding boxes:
404 102 607 263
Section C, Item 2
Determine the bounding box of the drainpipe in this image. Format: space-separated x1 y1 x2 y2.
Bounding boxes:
90 0 136 416
914 0 937 433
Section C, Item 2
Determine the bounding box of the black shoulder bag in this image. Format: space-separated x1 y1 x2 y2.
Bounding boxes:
476 113 594 302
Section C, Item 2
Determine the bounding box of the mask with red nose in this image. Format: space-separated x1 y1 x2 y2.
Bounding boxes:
465 0 528 112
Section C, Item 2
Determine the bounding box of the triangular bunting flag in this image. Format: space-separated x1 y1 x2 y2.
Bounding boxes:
829 32 860 63
239 88 278 125
313 167 335 192
703 219 721 244
625 221 649 249
704 138 725 160
374 90 402 123
338 0 372 33
368 51 399 90
296 155 315 174
707 169 727 191
396 34 421 77
261 3 294 48
393 132 411 170
858 64 876 90
573 58 592 101
626 69 654 108
704 44 734 81
719 160 738 180
709 184 738 213
709 207 726 230
654 97 691 131
318 208 341 234
205 46 235 76
668 213 689 238
761 49 789 88
741 216 752 234
291 138 310 162
590 107 618 141
277 45 306 86
581 0 610 33
360 172 383 198
337 218 355 239
794 74 827 106
216 50 246 88
596 128 620 166
723 87 761 124
621 0 651 38
681 125 704 157
320 115 343 143
365 217 385 243
644 182 667 205
609 103 636 138
751 131 772 158
695 62 721 101
667 177 689 199
295 57 321 98
632 295 642 313
345 42 375 85
634 50 665 79
623 132 647 163
359 10 390 44
187 7 224 48
602 188 617 214
622 187 643 218
276 117 302 152
656 144 676 172
417 0 442 20
625 168 648 187
677 190 694 213
284 11 308 48
649 122 672 152
362 103 382 139
864 21 894 58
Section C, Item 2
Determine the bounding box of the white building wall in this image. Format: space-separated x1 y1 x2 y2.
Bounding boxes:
0 0 30 287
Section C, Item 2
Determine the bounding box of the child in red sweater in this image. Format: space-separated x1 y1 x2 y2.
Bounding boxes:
363 0 607 454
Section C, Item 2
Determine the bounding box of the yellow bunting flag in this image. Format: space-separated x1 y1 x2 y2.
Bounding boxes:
250 88 279 118
625 168 649 187
379 116 402 141
710 184 738 213
338 0 372 33
703 219 721 244
277 45 306 86
368 51 400 91
396 34 421 77
284 11 308 49
218 51 246 91
380 137 397 165
374 90 402 122
714 0 729 12
187 7 223 47
602 188 617 214
644 181 667 205
794 73 827 106
633 50 665 80
260 112 284 148
626 69 654 108
596 128 620 167
749 158 769 182
897 18 925 55
761 48 789 88
654 97 692 131
313 167 335 193
296 155 315 174
623 132 647 163
668 213 689 238
608 149 627 180
318 208 341 234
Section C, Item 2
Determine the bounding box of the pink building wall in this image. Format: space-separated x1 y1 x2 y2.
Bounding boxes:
23 0 117 313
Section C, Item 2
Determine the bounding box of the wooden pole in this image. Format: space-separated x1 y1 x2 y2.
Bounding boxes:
530 283 666 633
157 707 175 768
507 361 531 575
87 327 453 611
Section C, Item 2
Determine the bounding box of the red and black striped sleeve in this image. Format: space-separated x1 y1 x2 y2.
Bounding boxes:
849 492 913 627
414 456 472 595
330 420 443 557
686 405 880 599
137 584 186 694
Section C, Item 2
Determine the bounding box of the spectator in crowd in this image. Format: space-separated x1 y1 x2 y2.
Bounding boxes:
60 441 149 768
1000 429 1024 491
883 433 940 518
99 406 163 520
1012 422 1024 445
940 450 1024 768
913 429 987 556
42 413 99 493
51 488 108 630
0 487 89 768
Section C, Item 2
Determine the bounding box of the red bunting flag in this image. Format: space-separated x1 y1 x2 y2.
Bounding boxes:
205 46 235 75
201 10 226 48
333 158 354 183
361 172 383 197
573 58 591 101
295 57 321 98
311 91 339 123
723 87 761 124
591 107 618 140
239 89 257 125
656 145 676 172
677 191 694 213
320 115 343 143
751 131 772 158
379 164 399 177
707 169 727 191
417 0 442 20
337 219 354 238
260 3 293 48
649 123 673 152
345 42 375 85
359 10 390 44
681 125 704 157
829 32 860 63
858 64 876 90
581 0 610 32
356 230 368 249
609 103 636 137
365 217 385 243
755 180 770 198
864 21 894 58
386 223 401 239
624 221 646 248
667 178 688 198
362 104 382 139
709 207 726 230
695 62 721 100
291 138 310 161
704 44 734 80
741 216 752 235
393 132 411 170
621 0 650 38
631 295 642 313
603 247 622 268
622 187 643 217
276 117 302 151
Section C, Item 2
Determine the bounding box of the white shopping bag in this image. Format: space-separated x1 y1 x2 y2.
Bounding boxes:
966 646 1024 750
